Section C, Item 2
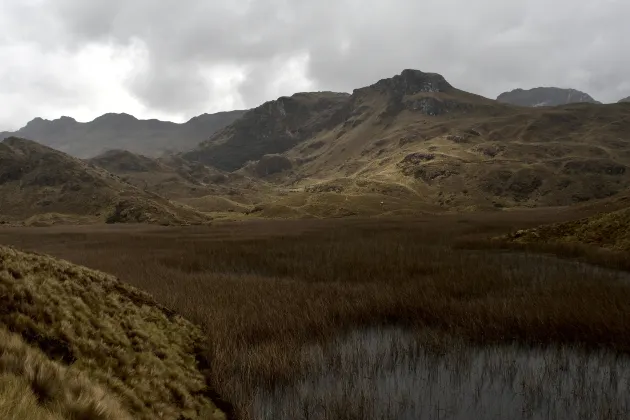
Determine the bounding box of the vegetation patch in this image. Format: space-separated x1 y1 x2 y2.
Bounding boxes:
0 245 224 420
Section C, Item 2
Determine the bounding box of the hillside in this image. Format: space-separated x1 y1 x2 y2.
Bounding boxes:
620 96 630 103
1 110 246 159
87 149 270 215
496 87 601 107
182 91 352 171
180 69 630 215
0 137 211 225
505 206 630 252
502 188 630 252
0 244 224 419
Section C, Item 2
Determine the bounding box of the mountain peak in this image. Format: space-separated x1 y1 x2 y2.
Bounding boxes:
497 87 600 107
93 112 138 123
368 69 453 96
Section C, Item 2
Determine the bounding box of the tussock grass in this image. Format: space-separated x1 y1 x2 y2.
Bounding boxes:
2 215 630 419
0 245 223 420
500 206 630 252
0 327 132 420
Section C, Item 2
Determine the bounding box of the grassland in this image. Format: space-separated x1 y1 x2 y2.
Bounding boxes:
2 208 629 419
0 245 224 420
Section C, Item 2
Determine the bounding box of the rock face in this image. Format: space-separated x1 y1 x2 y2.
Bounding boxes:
183 69 505 172
497 87 601 107
1 110 246 158
182 92 351 171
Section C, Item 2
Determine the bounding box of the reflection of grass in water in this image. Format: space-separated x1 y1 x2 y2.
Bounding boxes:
252 328 630 420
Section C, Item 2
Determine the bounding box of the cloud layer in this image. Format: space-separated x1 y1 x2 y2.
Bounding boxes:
2 0 629 129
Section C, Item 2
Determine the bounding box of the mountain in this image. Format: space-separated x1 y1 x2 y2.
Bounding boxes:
178 69 630 216
87 149 267 214
182 91 352 171
619 96 630 103
0 110 246 159
0 137 211 225
496 87 601 107
184 69 514 173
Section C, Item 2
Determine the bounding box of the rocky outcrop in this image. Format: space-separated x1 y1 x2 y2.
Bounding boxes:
497 87 600 107
182 92 350 171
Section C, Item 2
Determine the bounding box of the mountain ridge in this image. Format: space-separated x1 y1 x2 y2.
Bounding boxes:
1 110 247 159
497 87 601 107
0 137 211 225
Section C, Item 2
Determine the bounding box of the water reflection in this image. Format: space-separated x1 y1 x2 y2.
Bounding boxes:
252 327 630 420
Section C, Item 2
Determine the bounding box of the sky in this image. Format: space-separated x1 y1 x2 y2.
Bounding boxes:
1 0 630 130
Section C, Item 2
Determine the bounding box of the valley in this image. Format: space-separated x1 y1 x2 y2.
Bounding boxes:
2 68 630 420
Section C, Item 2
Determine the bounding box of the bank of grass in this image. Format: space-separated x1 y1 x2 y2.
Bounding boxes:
0 245 224 420
0 327 132 420
1 215 630 419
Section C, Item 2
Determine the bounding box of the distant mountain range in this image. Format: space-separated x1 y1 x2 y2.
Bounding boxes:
496 87 601 107
2 70 630 221
0 110 246 159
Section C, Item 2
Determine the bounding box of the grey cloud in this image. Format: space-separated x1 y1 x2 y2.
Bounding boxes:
2 0 630 128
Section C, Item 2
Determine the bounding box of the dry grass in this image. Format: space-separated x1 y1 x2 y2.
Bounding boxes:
0 137 212 226
2 212 629 419
0 245 224 420
0 327 132 420
502 206 630 252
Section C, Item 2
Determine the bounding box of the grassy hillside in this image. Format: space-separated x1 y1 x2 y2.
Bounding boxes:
506 205 630 252
180 70 630 214
0 244 224 419
88 149 267 203
0 137 211 225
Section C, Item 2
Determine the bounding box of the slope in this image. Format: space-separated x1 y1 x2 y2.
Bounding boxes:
1 110 246 159
182 69 630 216
0 244 224 419
496 87 601 107
182 91 351 171
87 149 270 214
503 190 630 252
0 137 211 225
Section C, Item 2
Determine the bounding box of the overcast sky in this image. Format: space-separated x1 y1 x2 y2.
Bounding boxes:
1 0 629 130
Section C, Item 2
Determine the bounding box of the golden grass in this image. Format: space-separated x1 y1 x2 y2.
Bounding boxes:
0 327 132 420
0 245 224 420
2 212 629 419
502 206 630 252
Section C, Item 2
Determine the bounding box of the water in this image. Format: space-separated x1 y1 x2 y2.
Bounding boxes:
251 327 630 420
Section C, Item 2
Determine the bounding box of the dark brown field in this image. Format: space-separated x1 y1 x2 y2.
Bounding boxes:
1 208 630 419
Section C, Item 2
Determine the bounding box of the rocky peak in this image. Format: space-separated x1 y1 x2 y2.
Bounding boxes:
24 116 76 129
92 112 138 125
497 87 600 107
367 69 454 96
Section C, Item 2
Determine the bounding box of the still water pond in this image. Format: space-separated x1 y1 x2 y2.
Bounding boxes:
252 327 630 420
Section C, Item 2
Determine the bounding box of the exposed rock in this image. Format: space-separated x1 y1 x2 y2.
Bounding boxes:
183 92 350 171
497 87 600 107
